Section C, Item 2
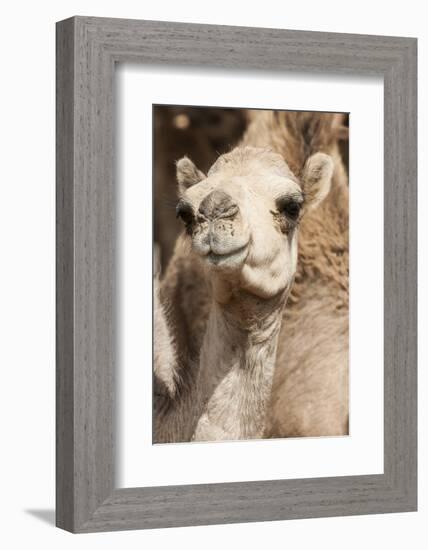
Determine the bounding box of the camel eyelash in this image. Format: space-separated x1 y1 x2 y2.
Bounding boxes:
176 200 194 225
275 196 303 222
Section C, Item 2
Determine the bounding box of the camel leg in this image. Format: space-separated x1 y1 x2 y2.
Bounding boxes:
153 245 179 399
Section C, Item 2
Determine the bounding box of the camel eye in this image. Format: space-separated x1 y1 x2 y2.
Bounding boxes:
276 197 302 221
176 201 194 225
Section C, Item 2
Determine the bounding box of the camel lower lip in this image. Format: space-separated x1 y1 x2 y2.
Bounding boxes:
206 245 248 266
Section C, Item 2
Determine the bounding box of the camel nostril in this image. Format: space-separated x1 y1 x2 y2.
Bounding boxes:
219 204 239 219
198 190 238 220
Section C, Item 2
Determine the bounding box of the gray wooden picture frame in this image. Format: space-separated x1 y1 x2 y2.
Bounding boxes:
56 16 417 533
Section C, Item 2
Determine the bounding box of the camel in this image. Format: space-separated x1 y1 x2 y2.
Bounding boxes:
154 110 349 443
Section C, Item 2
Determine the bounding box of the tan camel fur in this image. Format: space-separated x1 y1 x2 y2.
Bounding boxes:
154 110 349 443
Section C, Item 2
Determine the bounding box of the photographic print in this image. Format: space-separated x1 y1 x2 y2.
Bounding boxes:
153 105 349 444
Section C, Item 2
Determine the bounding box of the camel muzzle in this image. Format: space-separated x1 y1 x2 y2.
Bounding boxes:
198 189 238 221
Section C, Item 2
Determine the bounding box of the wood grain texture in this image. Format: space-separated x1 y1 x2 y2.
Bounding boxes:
56 16 417 533
56 17 75 532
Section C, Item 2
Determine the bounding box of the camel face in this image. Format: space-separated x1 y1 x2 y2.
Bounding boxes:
176 146 333 299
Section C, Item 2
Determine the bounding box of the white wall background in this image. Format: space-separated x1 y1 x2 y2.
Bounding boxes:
0 1 424 548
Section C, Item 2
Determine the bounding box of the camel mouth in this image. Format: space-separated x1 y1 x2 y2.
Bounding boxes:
205 244 249 269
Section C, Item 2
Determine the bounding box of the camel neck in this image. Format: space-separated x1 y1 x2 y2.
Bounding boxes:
192 294 286 441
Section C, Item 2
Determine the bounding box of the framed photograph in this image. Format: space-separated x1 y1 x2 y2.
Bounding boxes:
56 16 417 532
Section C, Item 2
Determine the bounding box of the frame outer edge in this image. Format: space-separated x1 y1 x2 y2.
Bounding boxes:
56 16 76 532
383 38 417 511
72 15 116 532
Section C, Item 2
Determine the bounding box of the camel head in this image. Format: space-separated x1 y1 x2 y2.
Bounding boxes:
175 146 333 301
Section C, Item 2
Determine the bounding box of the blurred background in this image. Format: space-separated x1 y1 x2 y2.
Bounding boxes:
154 105 349 272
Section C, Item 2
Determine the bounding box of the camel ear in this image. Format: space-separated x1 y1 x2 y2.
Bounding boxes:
301 153 334 210
176 156 205 196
